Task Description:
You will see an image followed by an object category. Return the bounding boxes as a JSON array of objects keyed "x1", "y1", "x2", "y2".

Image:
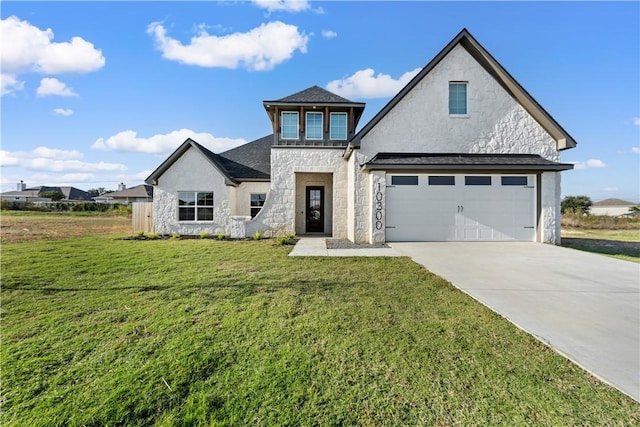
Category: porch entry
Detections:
[{"x1": 306, "y1": 186, "x2": 324, "y2": 232}]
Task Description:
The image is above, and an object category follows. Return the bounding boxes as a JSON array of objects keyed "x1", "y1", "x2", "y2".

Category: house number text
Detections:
[{"x1": 375, "y1": 182, "x2": 383, "y2": 230}]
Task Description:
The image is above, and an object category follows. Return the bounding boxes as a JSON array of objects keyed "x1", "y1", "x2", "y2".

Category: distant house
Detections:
[
  {"x1": 1, "y1": 182, "x2": 92, "y2": 203},
  {"x1": 93, "y1": 184, "x2": 153, "y2": 204},
  {"x1": 590, "y1": 198, "x2": 637, "y2": 216}
]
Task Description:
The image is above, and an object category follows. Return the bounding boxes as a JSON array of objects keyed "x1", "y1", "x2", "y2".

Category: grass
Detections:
[
  {"x1": 0, "y1": 210, "x2": 131, "y2": 243},
  {"x1": 562, "y1": 228, "x2": 640, "y2": 263},
  {"x1": 2, "y1": 214, "x2": 639, "y2": 425}
]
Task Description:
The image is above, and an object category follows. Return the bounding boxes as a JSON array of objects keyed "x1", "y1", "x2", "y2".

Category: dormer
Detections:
[{"x1": 263, "y1": 85, "x2": 366, "y2": 147}]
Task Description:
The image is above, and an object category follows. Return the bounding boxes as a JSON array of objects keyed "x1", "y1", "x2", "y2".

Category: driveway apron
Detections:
[{"x1": 389, "y1": 242, "x2": 640, "y2": 402}]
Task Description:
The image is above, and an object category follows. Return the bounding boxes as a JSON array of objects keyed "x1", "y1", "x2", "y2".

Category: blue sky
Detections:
[{"x1": 1, "y1": 1, "x2": 639, "y2": 202}]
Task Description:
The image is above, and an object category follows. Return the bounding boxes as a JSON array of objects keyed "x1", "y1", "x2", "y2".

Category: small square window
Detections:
[
  {"x1": 281, "y1": 112, "x2": 299, "y2": 139},
  {"x1": 330, "y1": 112, "x2": 347, "y2": 140},
  {"x1": 306, "y1": 112, "x2": 323, "y2": 140},
  {"x1": 449, "y1": 82, "x2": 467, "y2": 115},
  {"x1": 250, "y1": 193, "x2": 266, "y2": 218},
  {"x1": 391, "y1": 176, "x2": 418, "y2": 185},
  {"x1": 428, "y1": 176, "x2": 455, "y2": 185}
]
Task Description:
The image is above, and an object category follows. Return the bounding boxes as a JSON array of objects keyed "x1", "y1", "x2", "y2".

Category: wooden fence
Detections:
[{"x1": 132, "y1": 202, "x2": 154, "y2": 234}]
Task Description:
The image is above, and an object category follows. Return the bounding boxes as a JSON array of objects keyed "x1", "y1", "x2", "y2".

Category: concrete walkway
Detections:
[
  {"x1": 389, "y1": 242, "x2": 640, "y2": 402},
  {"x1": 288, "y1": 237, "x2": 402, "y2": 257}
]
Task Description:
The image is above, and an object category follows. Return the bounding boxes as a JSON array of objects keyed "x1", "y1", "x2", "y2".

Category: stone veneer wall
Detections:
[
  {"x1": 357, "y1": 44, "x2": 565, "y2": 243},
  {"x1": 245, "y1": 148, "x2": 349, "y2": 239},
  {"x1": 153, "y1": 147, "x2": 231, "y2": 236}
]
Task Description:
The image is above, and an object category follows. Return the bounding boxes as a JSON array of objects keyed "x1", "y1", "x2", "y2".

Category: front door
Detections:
[{"x1": 306, "y1": 186, "x2": 324, "y2": 233}]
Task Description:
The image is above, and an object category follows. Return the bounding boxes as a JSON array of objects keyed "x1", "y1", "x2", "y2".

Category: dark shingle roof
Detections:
[
  {"x1": 147, "y1": 136, "x2": 272, "y2": 186},
  {"x1": 219, "y1": 134, "x2": 272, "y2": 180},
  {"x1": 364, "y1": 153, "x2": 574, "y2": 171},
  {"x1": 270, "y1": 85, "x2": 355, "y2": 104},
  {"x1": 99, "y1": 185, "x2": 153, "y2": 198}
]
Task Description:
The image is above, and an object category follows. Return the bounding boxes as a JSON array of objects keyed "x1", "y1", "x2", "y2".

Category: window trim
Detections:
[
  {"x1": 250, "y1": 193, "x2": 266, "y2": 219},
  {"x1": 329, "y1": 112, "x2": 348, "y2": 140},
  {"x1": 178, "y1": 191, "x2": 214, "y2": 222},
  {"x1": 449, "y1": 81, "x2": 468, "y2": 116},
  {"x1": 281, "y1": 111, "x2": 299, "y2": 140},
  {"x1": 305, "y1": 112, "x2": 323, "y2": 140}
]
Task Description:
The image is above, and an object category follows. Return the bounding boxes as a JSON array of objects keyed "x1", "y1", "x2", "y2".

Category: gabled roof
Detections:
[
  {"x1": 352, "y1": 28, "x2": 577, "y2": 151},
  {"x1": 146, "y1": 136, "x2": 272, "y2": 186},
  {"x1": 1, "y1": 186, "x2": 91, "y2": 200},
  {"x1": 593, "y1": 198, "x2": 636, "y2": 206},
  {"x1": 96, "y1": 185, "x2": 153, "y2": 199},
  {"x1": 265, "y1": 85, "x2": 361, "y2": 105},
  {"x1": 364, "y1": 153, "x2": 574, "y2": 171}
]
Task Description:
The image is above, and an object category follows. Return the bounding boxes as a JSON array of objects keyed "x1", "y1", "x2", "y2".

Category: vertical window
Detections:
[
  {"x1": 250, "y1": 193, "x2": 266, "y2": 218},
  {"x1": 449, "y1": 82, "x2": 467, "y2": 115},
  {"x1": 281, "y1": 112, "x2": 299, "y2": 139},
  {"x1": 330, "y1": 112, "x2": 348, "y2": 140},
  {"x1": 305, "y1": 112, "x2": 323, "y2": 140},
  {"x1": 178, "y1": 191, "x2": 213, "y2": 221}
]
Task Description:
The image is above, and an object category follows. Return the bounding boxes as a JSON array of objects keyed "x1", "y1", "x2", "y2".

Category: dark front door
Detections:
[{"x1": 306, "y1": 186, "x2": 324, "y2": 233}]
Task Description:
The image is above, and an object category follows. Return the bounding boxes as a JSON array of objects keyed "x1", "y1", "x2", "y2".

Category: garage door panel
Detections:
[{"x1": 386, "y1": 174, "x2": 535, "y2": 242}]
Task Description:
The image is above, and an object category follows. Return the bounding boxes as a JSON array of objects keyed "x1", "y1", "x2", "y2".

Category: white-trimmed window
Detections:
[
  {"x1": 178, "y1": 191, "x2": 213, "y2": 221},
  {"x1": 250, "y1": 193, "x2": 266, "y2": 218},
  {"x1": 330, "y1": 112, "x2": 348, "y2": 140},
  {"x1": 281, "y1": 111, "x2": 299, "y2": 139},
  {"x1": 449, "y1": 82, "x2": 468, "y2": 115},
  {"x1": 306, "y1": 112, "x2": 323, "y2": 140}
]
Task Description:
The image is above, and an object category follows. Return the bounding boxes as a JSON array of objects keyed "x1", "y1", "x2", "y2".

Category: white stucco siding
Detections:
[
  {"x1": 152, "y1": 147, "x2": 232, "y2": 236},
  {"x1": 359, "y1": 45, "x2": 558, "y2": 162},
  {"x1": 246, "y1": 148, "x2": 348, "y2": 238},
  {"x1": 233, "y1": 181, "x2": 271, "y2": 217}
]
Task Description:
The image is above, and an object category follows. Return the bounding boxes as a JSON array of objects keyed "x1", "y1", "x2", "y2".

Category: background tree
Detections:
[
  {"x1": 561, "y1": 195, "x2": 592, "y2": 215},
  {"x1": 39, "y1": 190, "x2": 64, "y2": 201}
]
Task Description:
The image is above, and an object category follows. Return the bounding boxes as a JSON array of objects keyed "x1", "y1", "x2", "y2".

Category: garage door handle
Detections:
[{"x1": 457, "y1": 205, "x2": 464, "y2": 213}]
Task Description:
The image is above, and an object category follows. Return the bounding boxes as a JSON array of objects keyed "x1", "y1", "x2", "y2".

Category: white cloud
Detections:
[
  {"x1": 53, "y1": 108, "x2": 74, "y2": 116},
  {"x1": 37, "y1": 78, "x2": 78, "y2": 97},
  {"x1": 91, "y1": 129, "x2": 247, "y2": 155},
  {"x1": 631, "y1": 147, "x2": 640, "y2": 154},
  {"x1": 326, "y1": 67, "x2": 421, "y2": 99},
  {"x1": 0, "y1": 148, "x2": 126, "y2": 172},
  {"x1": 252, "y1": 0, "x2": 310, "y2": 13},
  {"x1": 147, "y1": 21, "x2": 308, "y2": 71},
  {"x1": 633, "y1": 117, "x2": 640, "y2": 126},
  {"x1": 568, "y1": 159, "x2": 607, "y2": 170},
  {"x1": 321, "y1": 29, "x2": 337, "y2": 39},
  {"x1": 0, "y1": 15, "x2": 105, "y2": 95}
]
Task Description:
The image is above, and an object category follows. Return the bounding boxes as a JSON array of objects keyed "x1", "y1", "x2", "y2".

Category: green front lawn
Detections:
[{"x1": 2, "y1": 237, "x2": 638, "y2": 425}]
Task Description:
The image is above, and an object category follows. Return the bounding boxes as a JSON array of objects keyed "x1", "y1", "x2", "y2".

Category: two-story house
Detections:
[{"x1": 146, "y1": 29, "x2": 574, "y2": 243}]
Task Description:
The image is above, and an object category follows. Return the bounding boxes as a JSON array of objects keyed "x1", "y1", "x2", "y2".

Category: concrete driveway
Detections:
[{"x1": 389, "y1": 242, "x2": 640, "y2": 402}]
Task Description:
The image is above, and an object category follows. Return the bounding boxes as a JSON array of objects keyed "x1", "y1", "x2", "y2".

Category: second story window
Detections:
[
  {"x1": 449, "y1": 82, "x2": 468, "y2": 115},
  {"x1": 330, "y1": 112, "x2": 347, "y2": 140},
  {"x1": 305, "y1": 112, "x2": 323, "y2": 140},
  {"x1": 281, "y1": 111, "x2": 299, "y2": 139}
]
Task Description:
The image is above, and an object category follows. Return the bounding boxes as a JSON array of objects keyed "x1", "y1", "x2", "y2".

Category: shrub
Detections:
[
  {"x1": 136, "y1": 230, "x2": 145, "y2": 237},
  {"x1": 217, "y1": 233, "x2": 227, "y2": 241},
  {"x1": 276, "y1": 234, "x2": 297, "y2": 245},
  {"x1": 148, "y1": 233, "x2": 160, "y2": 240},
  {"x1": 252, "y1": 231, "x2": 262, "y2": 241},
  {"x1": 171, "y1": 233, "x2": 180, "y2": 239},
  {"x1": 199, "y1": 231, "x2": 210, "y2": 239}
]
